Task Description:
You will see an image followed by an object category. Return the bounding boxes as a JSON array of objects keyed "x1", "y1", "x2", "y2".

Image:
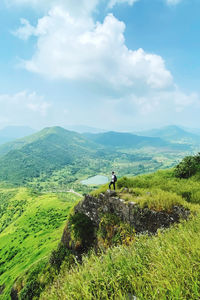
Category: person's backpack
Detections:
[{"x1": 114, "y1": 175, "x2": 117, "y2": 182}]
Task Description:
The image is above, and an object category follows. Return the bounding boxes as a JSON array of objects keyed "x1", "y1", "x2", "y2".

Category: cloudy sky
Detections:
[{"x1": 0, "y1": 0, "x2": 200, "y2": 131}]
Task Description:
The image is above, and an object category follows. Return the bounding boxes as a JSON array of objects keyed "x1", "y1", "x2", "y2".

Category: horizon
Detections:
[
  {"x1": 1, "y1": 0, "x2": 200, "y2": 130},
  {"x1": 0, "y1": 123, "x2": 200, "y2": 135}
]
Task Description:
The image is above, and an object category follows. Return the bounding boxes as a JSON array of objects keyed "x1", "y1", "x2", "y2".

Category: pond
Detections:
[{"x1": 81, "y1": 175, "x2": 109, "y2": 186}]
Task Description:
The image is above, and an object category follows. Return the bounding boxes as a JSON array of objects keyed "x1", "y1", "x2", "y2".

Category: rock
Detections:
[{"x1": 68, "y1": 193, "x2": 190, "y2": 235}]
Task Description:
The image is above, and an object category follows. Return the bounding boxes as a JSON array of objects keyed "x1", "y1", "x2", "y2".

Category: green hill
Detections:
[
  {"x1": 0, "y1": 126, "x2": 190, "y2": 188},
  {"x1": 84, "y1": 131, "x2": 169, "y2": 148},
  {"x1": 1, "y1": 154, "x2": 200, "y2": 299},
  {"x1": 0, "y1": 127, "x2": 99, "y2": 184},
  {"x1": 39, "y1": 164, "x2": 200, "y2": 300},
  {"x1": 2, "y1": 154, "x2": 198, "y2": 300},
  {"x1": 84, "y1": 130, "x2": 191, "y2": 150},
  {"x1": 0, "y1": 187, "x2": 81, "y2": 299}
]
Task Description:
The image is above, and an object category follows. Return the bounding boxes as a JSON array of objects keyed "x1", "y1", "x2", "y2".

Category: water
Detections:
[{"x1": 81, "y1": 175, "x2": 109, "y2": 186}]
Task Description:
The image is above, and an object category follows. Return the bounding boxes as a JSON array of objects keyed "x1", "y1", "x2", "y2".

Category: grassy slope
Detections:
[
  {"x1": 0, "y1": 188, "x2": 81, "y2": 299},
  {"x1": 41, "y1": 212, "x2": 200, "y2": 300},
  {"x1": 40, "y1": 170, "x2": 200, "y2": 300}
]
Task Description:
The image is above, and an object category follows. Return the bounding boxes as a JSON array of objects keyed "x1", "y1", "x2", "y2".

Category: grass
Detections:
[
  {"x1": 39, "y1": 168, "x2": 200, "y2": 300},
  {"x1": 0, "y1": 188, "x2": 81, "y2": 299},
  {"x1": 119, "y1": 188, "x2": 190, "y2": 212},
  {"x1": 92, "y1": 169, "x2": 200, "y2": 207},
  {"x1": 40, "y1": 211, "x2": 200, "y2": 300},
  {"x1": 1, "y1": 166, "x2": 200, "y2": 299}
]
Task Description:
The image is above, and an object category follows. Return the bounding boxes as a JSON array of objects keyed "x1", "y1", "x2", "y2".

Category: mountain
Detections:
[
  {"x1": 84, "y1": 131, "x2": 171, "y2": 148},
  {"x1": 138, "y1": 125, "x2": 200, "y2": 144},
  {"x1": 0, "y1": 126, "x2": 35, "y2": 145},
  {"x1": 0, "y1": 127, "x2": 99, "y2": 184},
  {"x1": 0, "y1": 126, "x2": 191, "y2": 186},
  {"x1": 181, "y1": 127, "x2": 200, "y2": 136}
]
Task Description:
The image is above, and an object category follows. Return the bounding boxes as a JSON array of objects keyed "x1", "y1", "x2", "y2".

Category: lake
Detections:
[{"x1": 81, "y1": 175, "x2": 109, "y2": 186}]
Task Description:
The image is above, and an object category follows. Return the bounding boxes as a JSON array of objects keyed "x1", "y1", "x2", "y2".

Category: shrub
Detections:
[{"x1": 174, "y1": 153, "x2": 200, "y2": 179}]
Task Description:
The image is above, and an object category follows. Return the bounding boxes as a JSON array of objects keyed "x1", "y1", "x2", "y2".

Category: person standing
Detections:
[{"x1": 109, "y1": 171, "x2": 117, "y2": 190}]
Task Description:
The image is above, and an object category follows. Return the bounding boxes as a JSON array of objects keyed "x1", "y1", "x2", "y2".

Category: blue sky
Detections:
[{"x1": 0, "y1": 0, "x2": 200, "y2": 131}]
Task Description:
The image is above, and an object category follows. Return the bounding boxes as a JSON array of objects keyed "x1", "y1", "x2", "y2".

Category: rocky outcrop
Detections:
[
  {"x1": 62, "y1": 191, "x2": 190, "y2": 253},
  {"x1": 73, "y1": 191, "x2": 190, "y2": 234}
]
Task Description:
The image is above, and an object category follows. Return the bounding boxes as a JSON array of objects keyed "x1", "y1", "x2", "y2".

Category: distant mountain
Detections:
[
  {"x1": 65, "y1": 125, "x2": 106, "y2": 134},
  {"x1": 0, "y1": 127, "x2": 98, "y2": 184},
  {"x1": 181, "y1": 127, "x2": 200, "y2": 136},
  {"x1": 0, "y1": 126, "x2": 192, "y2": 185},
  {"x1": 84, "y1": 131, "x2": 169, "y2": 148},
  {"x1": 137, "y1": 125, "x2": 200, "y2": 144},
  {"x1": 0, "y1": 126, "x2": 35, "y2": 145}
]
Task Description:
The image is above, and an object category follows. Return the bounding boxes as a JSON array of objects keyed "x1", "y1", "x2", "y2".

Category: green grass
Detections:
[
  {"x1": 41, "y1": 212, "x2": 200, "y2": 300},
  {"x1": 0, "y1": 188, "x2": 81, "y2": 299},
  {"x1": 92, "y1": 169, "x2": 200, "y2": 206},
  {"x1": 1, "y1": 163, "x2": 200, "y2": 299},
  {"x1": 39, "y1": 168, "x2": 200, "y2": 300},
  {"x1": 119, "y1": 188, "x2": 190, "y2": 212}
]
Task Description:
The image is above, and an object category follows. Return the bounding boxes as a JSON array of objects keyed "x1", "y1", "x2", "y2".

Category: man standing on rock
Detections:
[{"x1": 109, "y1": 171, "x2": 117, "y2": 190}]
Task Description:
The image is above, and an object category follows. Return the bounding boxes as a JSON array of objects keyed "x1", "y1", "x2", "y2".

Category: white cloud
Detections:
[
  {"x1": 0, "y1": 91, "x2": 51, "y2": 127},
  {"x1": 133, "y1": 89, "x2": 200, "y2": 115},
  {"x1": 108, "y1": 0, "x2": 139, "y2": 9},
  {"x1": 166, "y1": 0, "x2": 182, "y2": 5},
  {"x1": 16, "y1": 9, "x2": 172, "y2": 90},
  {"x1": 14, "y1": 18, "x2": 36, "y2": 40}
]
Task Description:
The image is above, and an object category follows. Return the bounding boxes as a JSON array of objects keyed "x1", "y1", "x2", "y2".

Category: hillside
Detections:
[
  {"x1": 0, "y1": 188, "x2": 81, "y2": 299},
  {"x1": 84, "y1": 130, "x2": 191, "y2": 150},
  {"x1": 0, "y1": 155, "x2": 200, "y2": 299},
  {"x1": 138, "y1": 125, "x2": 200, "y2": 144},
  {"x1": 3, "y1": 154, "x2": 199, "y2": 300},
  {"x1": 84, "y1": 131, "x2": 168, "y2": 148},
  {"x1": 40, "y1": 163, "x2": 200, "y2": 299},
  {"x1": 0, "y1": 126, "x2": 191, "y2": 188},
  {"x1": 0, "y1": 127, "x2": 99, "y2": 184}
]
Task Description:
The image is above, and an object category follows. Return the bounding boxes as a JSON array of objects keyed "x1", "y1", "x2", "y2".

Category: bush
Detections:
[{"x1": 174, "y1": 153, "x2": 200, "y2": 179}]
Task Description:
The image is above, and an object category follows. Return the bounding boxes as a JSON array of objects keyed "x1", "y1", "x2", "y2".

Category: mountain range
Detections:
[
  {"x1": 0, "y1": 125, "x2": 198, "y2": 185},
  {"x1": 137, "y1": 125, "x2": 200, "y2": 144}
]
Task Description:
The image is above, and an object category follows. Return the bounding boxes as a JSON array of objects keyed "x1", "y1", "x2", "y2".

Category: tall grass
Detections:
[
  {"x1": 41, "y1": 212, "x2": 200, "y2": 300},
  {"x1": 40, "y1": 169, "x2": 200, "y2": 300},
  {"x1": 0, "y1": 188, "x2": 81, "y2": 299}
]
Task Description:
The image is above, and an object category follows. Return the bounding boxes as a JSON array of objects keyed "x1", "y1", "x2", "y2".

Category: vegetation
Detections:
[
  {"x1": 0, "y1": 188, "x2": 81, "y2": 299},
  {"x1": 41, "y1": 212, "x2": 200, "y2": 300},
  {"x1": 39, "y1": 157, "x2": 200, "y2": 300},
  {"x1": 174, "y1": 152, "x2": 200, "y2": 178},
  {"x1": 0, "y1": 128, "x2": 199, "y2": 300},
  {"x1": 84, "y1": 131, "x2": 169, "y2": 148},
  {"x1": 0, "y1": 126, "x2": 193, "y2": 189}
]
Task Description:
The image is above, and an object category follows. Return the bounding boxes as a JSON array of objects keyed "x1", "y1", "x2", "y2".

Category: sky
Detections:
[{"x1": 0, "y1": 0, "x2": 200, "y2": 131}]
